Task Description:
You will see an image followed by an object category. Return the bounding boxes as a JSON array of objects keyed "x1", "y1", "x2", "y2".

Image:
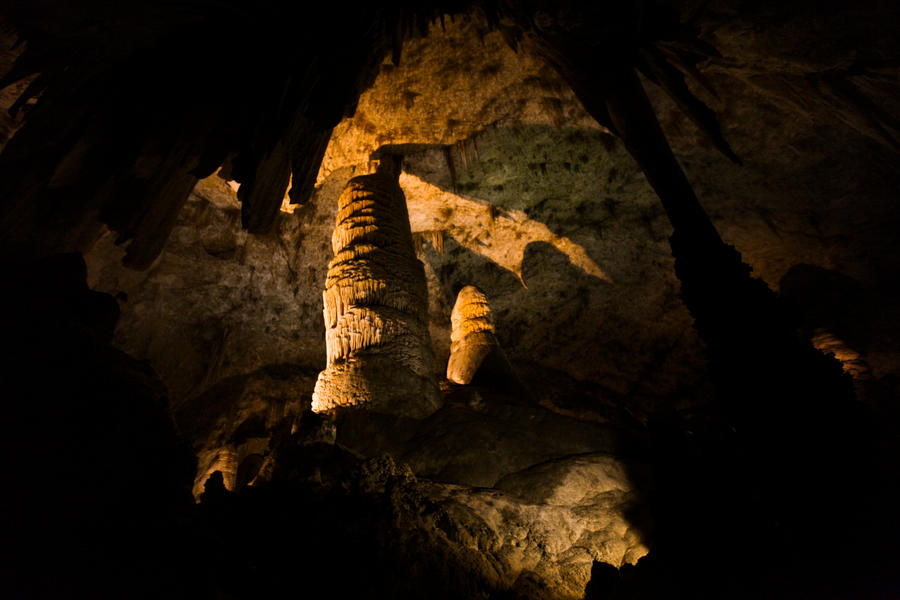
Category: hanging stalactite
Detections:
[{"x1": 0, "y1": 1, "x2": 469, "y2": 268}]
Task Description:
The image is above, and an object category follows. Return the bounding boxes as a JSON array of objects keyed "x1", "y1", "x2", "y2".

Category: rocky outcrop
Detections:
[
  {"x1": 419, "y1": 457, "x2": 649, "y2": 599},
  {"x1": 173, "y1": 363, "x2": 315, "y2": 498},
  {"x1": 312, "y1": 158, "x2": 441, "y2": 417},
  {"x1": 85, "y1": 172, "x2": 338, "y2": 402},
  {"x1": 207, "y1": 443, "x2": 649, "y2": 600}
]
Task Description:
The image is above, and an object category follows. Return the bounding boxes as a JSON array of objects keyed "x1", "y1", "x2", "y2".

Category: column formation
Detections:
[{"x1": 311, "y1": 158, "x2": 441, "y2": 418}]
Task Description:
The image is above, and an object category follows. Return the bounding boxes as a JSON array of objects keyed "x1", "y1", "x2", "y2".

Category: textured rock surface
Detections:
[
  {"x1": 334, "y1": 386, "x2": 645, "y2": 488},
  {"x1": 312, "y1": 162, "x2": 441, "y2": 417},
  {"x1": 447, "y1": 284, "x2": 509, "y2": 384},
  {"x1": 275, "y1": 446, "x2": 647, "y2": 600},
  {"x1": 324, "y1": 385, "x2": 652, "y2": 596},
  {"x1": 174, "y1": 363, "x2": 315, "y2": 498},
  {"x1": 85, "y1": 172, "x2": 337, "y2": 401},
  {"x1": 84, "y1": 12, "x2": 899, "y2": 419},
  {"x1": 420, "y1": 466, "x2": 649, "y2": 598}
]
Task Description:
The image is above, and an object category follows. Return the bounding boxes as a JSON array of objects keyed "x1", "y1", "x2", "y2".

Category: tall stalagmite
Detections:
[{"x1": 311, "y1": 157, "x2": 441, "y2": 418}]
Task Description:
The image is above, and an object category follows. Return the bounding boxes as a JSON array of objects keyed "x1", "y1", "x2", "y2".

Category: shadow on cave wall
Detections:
[
  {"x1": 418, "y1": 231, "x2": 643, "y2": 419},
  {"x1": 402, "y1": 124, "x2": 655, "y2": 276},
  {"x1": 401, "y1": 126, "x2": 713, "y2": 417},
  {"x1": 421, "y1": 229, "x2": 523, "y2": 299},
  {"x1": 420, "y1": 224, "x2": 708, "y2": 421}
]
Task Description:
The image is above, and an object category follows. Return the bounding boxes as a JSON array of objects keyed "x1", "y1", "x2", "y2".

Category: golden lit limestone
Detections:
[
  {"x1": 447, "y1": 285, "x2": 502, "y2": 384},
  {"x1": 196, "y1": 446, "x2": 237, "y2": 496},
  {"x1": 312, "y1": 157, "x2": 441, "y2": 417},
  {"x1": 810, "y1": 328, "x2": 871, "y2": 379}
]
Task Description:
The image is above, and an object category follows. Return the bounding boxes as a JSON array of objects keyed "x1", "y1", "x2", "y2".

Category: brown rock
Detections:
[
  {"x1": 447, "y1": 285, "x2": 496, "y2": 384},
  {"x1": 312, "y1": 159, "x2": 441, "y2": 417}
]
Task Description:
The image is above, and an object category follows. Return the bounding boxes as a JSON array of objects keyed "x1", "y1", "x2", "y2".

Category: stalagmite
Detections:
[
  {"x1": 312, "y1": 156, "x2": 441, "y2": 418},
  {"x1": 446, "y1": 285, "x2": 520, "y2": 390},
  {"x1": 198, "y1": 446, "x2": 237, "y2": 495}
]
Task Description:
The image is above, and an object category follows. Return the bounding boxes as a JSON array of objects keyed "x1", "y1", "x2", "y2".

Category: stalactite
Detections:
[
  {"x1": 431, "y1": 230, "x2": 444, "y2": 255},
  {"x1": 312, "y1": 156, "x2": 441, "y2": 418},
  {"x1": 413, "y1": 230, "x2": 444, "y2": 256},
  {"x1": 0, "y1": 4, "x2": 454, "y2": 267}
]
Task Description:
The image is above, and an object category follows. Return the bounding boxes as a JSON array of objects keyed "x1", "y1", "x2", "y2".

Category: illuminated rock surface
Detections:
[
  {"x1": 321, "y1": 380, "x2": 652, "y2": 596},
  {"x1": 84, "y1": 12, "x2": 899, "y2": 419},
  {"x1": 312, "y1": 160, "x2": 441, "y2": 417},
  {"x1": 447, "y1": 285, "x2": 501, "y2": 384}
]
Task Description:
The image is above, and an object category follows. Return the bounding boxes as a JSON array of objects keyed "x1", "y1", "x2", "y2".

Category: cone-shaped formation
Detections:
[
  {"x1": 447, "y1": 285, "x2": 516, "y2": 386},
  {"x1": 312, "y1": 159, "x2": 441, "y2": 417},
  {"x1": 198, "y1": 447, "x2": 237, "y2": 496}
]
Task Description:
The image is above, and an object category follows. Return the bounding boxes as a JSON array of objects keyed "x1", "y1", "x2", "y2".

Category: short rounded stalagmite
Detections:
[
  {"x1": 447, "y1": 285, "x2": 498, "y2": 385},
  {"x1": 446, "y1": 283, "x2": 528, "y2": 393}
]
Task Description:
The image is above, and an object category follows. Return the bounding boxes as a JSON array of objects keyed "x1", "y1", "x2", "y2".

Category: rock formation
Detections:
[
  {"x1": 447, "y1": 285, "x2": 495, "y2": 383},
  {"x1": 446, "y1": 284, "x2": 519, "y2": 390},
  {"x1": 202, "y1": 447, "x2": 237, "y2": 493},
  {"x1": 177, "y1": 364, "x2": 312, "y2": 498},
  {"x1": 312, "y1": 157, "x2": 441, "y2": 418}
]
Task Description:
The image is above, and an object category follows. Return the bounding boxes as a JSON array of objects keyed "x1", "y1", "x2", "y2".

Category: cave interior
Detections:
[{"x1": 1, "y1": 1, "x2": 899, "y2": 598}]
